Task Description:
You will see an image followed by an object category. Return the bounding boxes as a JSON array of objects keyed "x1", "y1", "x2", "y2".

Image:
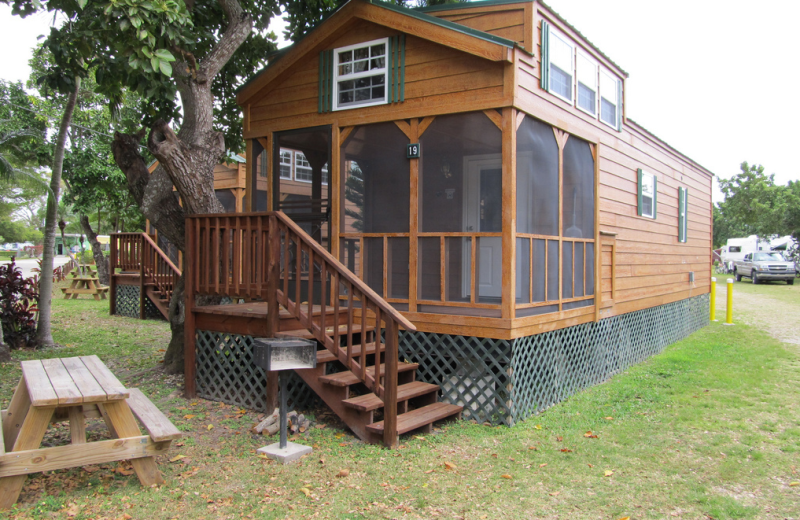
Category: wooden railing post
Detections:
[
  {"x1": 383, "y1": 319, "x2": 399, "y2": 448},
  {"x1": 109, "y1": 235, "x2": 118, "y2": 315},
  {"x1": 184, "y1": 220, "x2": 197, "y2": 399},
  {"x1": 138, "y1": 235, "x2": 146, "y2": 320},
  {"x1": 265, "y1": 215, "x2": 281, "y2": 411}
]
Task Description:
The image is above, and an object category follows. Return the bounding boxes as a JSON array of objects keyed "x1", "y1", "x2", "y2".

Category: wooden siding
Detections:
[
  {"x1": 246, "y1": 21, "x2": 507, "y2": 138},
  {"x1": 430, "y1": 5, "x2": 529, "y2": 51}
]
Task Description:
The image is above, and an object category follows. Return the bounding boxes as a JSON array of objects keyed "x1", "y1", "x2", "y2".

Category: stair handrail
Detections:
[
  {"x1": 271, "y1": 212, "x2": 414, "y2": 448},
  {"x1": 110, "y1": 232, "x2": 181, "y2": 303}
]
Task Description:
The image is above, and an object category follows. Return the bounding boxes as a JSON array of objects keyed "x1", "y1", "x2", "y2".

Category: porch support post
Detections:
[
  {"x1": 109, "y1": 235, "x2": 117, "y2": 315},
  {"x1": 408, "y1": 119, "x2": 420, "y2": 313},
  {"x1": 331, "y1": 121, "x2": 341, "y2": 260},
  {"x1": 501, "y1": 108, "x2": 517, "y2": 320},
  {"x1": 265, "y1": 214, "x2": 280, "y2": 411},
  {"x1": 184, "y1": 219, "x2": 197, "y2": 398},
  {"x1": 245, "y1": 139, "x2": 253, "y2": 212},
  {"x1": 383, "y1": 319, "x2": 399, "y2": 448}
]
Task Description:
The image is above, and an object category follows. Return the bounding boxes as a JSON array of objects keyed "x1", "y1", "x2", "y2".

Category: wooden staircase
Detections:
[
  {"x1": 109, "y1": 233, "x2": 181, "y2": 321},
  {"x1": 184, "y1": 212, "x2": 463, "y2": 447}
]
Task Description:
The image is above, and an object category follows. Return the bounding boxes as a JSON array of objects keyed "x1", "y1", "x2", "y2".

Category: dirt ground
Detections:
[{"x1": 718, "y1": 281, "x2": 800, "y2": 346}]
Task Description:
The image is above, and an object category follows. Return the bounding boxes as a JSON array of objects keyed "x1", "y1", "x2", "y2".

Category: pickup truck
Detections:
[{"x1": 733, "y1": 252, "x2": 795, "y2": 285}]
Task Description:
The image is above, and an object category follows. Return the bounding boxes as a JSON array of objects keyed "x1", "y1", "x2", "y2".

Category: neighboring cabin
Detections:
[{"x1": 195, "y1": 0, "x2": 713, "y2": 425}]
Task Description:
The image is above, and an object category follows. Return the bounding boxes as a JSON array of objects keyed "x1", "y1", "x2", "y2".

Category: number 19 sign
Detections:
[{"x1": 407, "y1": 143, "x2": 420, "y2": 159}]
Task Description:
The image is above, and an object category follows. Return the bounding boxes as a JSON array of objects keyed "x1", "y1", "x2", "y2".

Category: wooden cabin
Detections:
[{"x1": 146, "y1": 0, "x2": 712, "y2": 445}]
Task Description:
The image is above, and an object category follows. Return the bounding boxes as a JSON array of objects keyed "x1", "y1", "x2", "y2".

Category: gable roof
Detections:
[{"x1": 236, "y1": 0, "x2": 516, "y2": 105}]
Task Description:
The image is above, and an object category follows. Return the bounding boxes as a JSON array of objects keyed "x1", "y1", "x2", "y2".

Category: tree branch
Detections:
[{"x1": 198, "y1": 0, "x2": 253, "y2": 80}]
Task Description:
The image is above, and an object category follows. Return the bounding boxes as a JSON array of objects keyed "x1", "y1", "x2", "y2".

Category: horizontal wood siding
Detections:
[
  {"x1": 434, "y1": 9, "x2": 526, "y2": 46},
  {"x1": 246, "y1": 22, "x2": 506, "y2": 137}
]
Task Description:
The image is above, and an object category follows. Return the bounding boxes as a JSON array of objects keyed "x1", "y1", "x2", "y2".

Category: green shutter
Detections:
[
  {"x1": 388, "y1": 35, "x2": 405, "y2": 104},
  {"x1": 652, "y1": 175, "x2": 658, "y2": 219},
  {"x1": 678, "y1": 188, "x2": 685, "y2": 242},
  {"x1": 540, "y1": 20, "x2": 549, "y2": 91},
  {"x1": 637, "y1": 168, "x2": 644, "y2": 216},
  {"x1": 318, "y1": 50, "x2": 333, "y2": 113},
  {"x1": 616, "y1": 79, "x2": 623, "y2": 131},
  {"x1": 399, "y1": 34, "x2": 405, "y2": 102}
]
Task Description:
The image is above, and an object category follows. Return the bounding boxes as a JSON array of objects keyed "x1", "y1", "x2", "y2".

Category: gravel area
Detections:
[{"x1": 718, "y1": 282, "x2": 800, "y2": 347}]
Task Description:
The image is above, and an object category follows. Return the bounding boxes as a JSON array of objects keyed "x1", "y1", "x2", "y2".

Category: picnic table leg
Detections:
[
  {"x1": 0, "y1": 406, "x2": 55, "y2": 510},
  {"x1": 68, "y1": 406, "x2": 86, "y2": 444},
  {"x1": 2, "y1": 379, "x2": 31, "y2": 452},
  {"x1": 102, "y1": 401, "x2": 164, "y2": 486},
  {"x1": 96, "y1": 404, "x2": 119, "y2": 438}
]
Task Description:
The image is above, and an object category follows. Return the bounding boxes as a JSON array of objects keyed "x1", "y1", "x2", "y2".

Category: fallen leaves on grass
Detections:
[
  {"x1": 444, "y1": 461, "x2": 457, "y2": 470},
  {"x1": 501, "y1": 474, "x2": 512, "y2": 479},
  {"x1": 560, "y1": 448, "x2": 572, "y2": 453},
  {"x1": 584, "y1": 431, "x2": 598, "y2": 438},
  {"x1": 336, "y1": 469, "x2": 350, "y2": 478},
  {"x1": 604, "y1": 470, "x2": 614, "y2": 477},
  {"x1": 789, "y1": 482, "x2": 800, "y2": 487},
  {"x1": 169, "y1": 454, "x2": 186, "y2": 463},
  {"x1": 299, "y1": 487, "x2": 311, "y2": 497}
]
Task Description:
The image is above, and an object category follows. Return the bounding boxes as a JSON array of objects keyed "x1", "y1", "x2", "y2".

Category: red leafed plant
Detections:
[{"x1": 0, "y1": 257, "x2": 40, "y2": 349}]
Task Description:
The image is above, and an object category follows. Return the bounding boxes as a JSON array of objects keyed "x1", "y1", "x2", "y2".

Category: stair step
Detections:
[
  {"x1": 318, "y1": 362, "x2": 419, "y2": 387},
  {"x1": 276, "y1": 323, "x2": 375, "y2": 341},
  {"x1": 366, "y1": 402, "x2": 463, "y2": 435},
  {"x1": 316, "y1": 342, "x2": 385, "y2": 364},
  {"x1": 342, "y1": 382, "x2": 439, "y2": 412}
]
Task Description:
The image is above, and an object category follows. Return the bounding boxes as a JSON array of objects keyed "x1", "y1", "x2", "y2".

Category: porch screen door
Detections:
[{"x1": 462, "y1": 154, "x2": 502, "y2": 299}]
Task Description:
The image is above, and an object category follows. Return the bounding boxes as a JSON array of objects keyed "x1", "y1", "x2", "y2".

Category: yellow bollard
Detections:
[
  {"x1": 724, "y1": 278, "x2": 734, "y2": 325},
  {"x1": 710, "y1": 277, "x2": 717, "y2": 321}
]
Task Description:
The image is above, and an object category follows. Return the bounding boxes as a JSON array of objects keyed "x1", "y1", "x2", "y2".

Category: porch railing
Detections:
[
  {"x1": 110, "y1": 232, "x2": 182, "y2": 311},
  {"x1": 185, "y1": 211, "x2": 416, "y2": 447}
]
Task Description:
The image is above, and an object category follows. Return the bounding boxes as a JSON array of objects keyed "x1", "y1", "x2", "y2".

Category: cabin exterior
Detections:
[{"x1": 158, "y1": 0, "x2": 712, "y2": 441}]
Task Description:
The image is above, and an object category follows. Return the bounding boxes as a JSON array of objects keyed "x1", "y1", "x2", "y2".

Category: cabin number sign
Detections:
[{"x1": 407, "y1": 143, "x2": 420, "y2": 159}]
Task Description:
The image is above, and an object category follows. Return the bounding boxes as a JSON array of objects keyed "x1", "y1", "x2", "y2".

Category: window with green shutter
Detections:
[
  {"x1": 678, "y1": 187, "x2": 688, "y2": 242},
  {"x1": 637, "y1": 168, "x2": 657, "y2": 219}
]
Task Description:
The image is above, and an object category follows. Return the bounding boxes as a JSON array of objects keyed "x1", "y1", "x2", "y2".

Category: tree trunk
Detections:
[
  {"x1": 79, "y1": 214, "x2": 110, "y2": 285},
  {"x1": 37, "y1": 77, "x2": 81, "y2": 347},
  {"x1": 0, "y1": 335, "x2": 10, "y2": 363},
  {"x1": 111, "y1": 0, "x2": 253, "y2": 376}
]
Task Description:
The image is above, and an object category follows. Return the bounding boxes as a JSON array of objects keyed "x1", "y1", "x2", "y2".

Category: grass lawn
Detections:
[{"x1": 1, "y1": 280, "x2": 799, "y2": 519}]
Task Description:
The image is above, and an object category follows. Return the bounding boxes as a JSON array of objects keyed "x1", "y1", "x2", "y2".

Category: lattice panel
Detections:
[
  {"x1": 400, "y1": 294, "x2": 709, "y2": 426},
  {"x1": 144, "y1": 295, "x2": 163, "y2": 320},
  {"x1": 195, "y1": 330, "x2": 318, "y2": 412},
  {"x1": 510, "y1": 294, "x2": 710, "y2": 424},
  {"x1": 114, "y1": 285, "x2": 139, "y2": 318},
  {"x1": 399, "y1": 332, "x2": 513, "y2": 424}
]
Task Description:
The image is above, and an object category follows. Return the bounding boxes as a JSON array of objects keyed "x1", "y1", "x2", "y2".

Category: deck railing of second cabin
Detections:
[
  {"x1": 109, "y1": 233, "x2": 181, "y2": 319},
  {"x1": 185, "y1": 211, "x2": 416, "y2": 447}
]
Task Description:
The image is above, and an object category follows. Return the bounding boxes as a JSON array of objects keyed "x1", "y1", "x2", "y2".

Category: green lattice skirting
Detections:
[
  {"x1": 195, "y1": 331, "x2": 318, "y2": 412},
  {"x1": 400, "y1": 294, "x2": 710, "y2": 425},
  {"x1": 113, "y1": 285, "x2": 163, "y2": 320}
]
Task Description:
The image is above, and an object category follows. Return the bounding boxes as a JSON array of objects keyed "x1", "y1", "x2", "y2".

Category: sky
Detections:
[{"x1": 2, "y1": 0, "x2": 799, "y2": 203}]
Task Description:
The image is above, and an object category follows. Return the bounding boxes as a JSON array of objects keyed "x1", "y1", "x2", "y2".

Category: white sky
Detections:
[{"x1": 2, "y1": 1, "x2": 799, "y2": 203}]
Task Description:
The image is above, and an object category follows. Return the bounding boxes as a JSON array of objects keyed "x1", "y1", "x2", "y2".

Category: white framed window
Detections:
[
  {"x1": 333, "y1": 38, "x2": 388, "y2": 111},
  {"x1": 576, "y1": 51, "x2": 597, "y2": 116},
  {"x1": 600, "y1": 68, "x2": 619, "y2": 128},
  {"x1": 678, "y1": 187, "x2": 688, "y2": 243},
  {"x1": 294, "y1": 152, "x2": 329, "y2": 185},
  {"x1": 548, "y1": 29, "x2": 574, "y2": 103},
  {"x1": 279, "y1": 149, "x2": 293, "y2": 180},
  {"x1": 638, "y1": 169, "x2": 657, "y2": 219}
]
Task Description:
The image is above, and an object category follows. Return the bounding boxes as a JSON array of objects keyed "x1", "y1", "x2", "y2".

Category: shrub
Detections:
[{"x1": 0, "y1": 258, "x2": 39, "y2": 349}]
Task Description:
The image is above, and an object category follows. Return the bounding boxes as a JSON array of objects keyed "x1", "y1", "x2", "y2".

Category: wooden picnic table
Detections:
[
  {"x1": 62, "y1": 266, "x2": 108, "y2": 300},
  {"x1": 0, "y1": 355, "x2": 181, "y2": 509}
]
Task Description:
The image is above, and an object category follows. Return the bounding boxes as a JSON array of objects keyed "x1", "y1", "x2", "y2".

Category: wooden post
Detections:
[
  {"x1": 383, "y1": 319, "x2": 398, "y2": 449},
  {"x1": 138, "y1": 235, "x2": 145, "y2": 320},
  {"x1": 408, "y1": 119, "x2": 420, "y2": 313},
  {"x1": 265, "y1": 215, "x2": 280, "y2": 411},
  {"x1": 109, "y1": 235, "x2": 117, "y2": 315},
  {"x1": 501, "y1": 108, "x2": 516, "y2": 320},
  {"x1": 184, "y1": 219, "x2": 197, "y2": 399}
]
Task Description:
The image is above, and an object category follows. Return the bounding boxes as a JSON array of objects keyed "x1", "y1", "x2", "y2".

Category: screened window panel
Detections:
[
  {"x1": 419, "y1": 112, "x2": 502, "y2": 233},
  {"x1": 388, "y1": 238, "x2": 409, "y2": 299},
  {"x1": 340, "y1": 239, "x2": 360, "y2": 278},
  {"x1": 445, "y1": 237, "x2": 468, "y2": 303},
  {"x1": 418, "y1": 237, "x2": 441, "y2": 301},
  {"x1": 251, "y1": 140, "x2": 268, "y2": 211},
  {"x1": 547, "y1": 239, "x2": 559, "y2": 302},
  {"x1": 563, "y1": 299, "x2": 593, "y2": 310},
  {"x1": 517, "y1": 304, "x2": 559, "y2": 317},
  {"x1": 562, "y1": 136, "x2": 595, "y2": 239},
  {"x1": 533, "y1": 239, "x2": 547, "y2": 303},
  {"x1": 585, "y1": 242, "x2": 595, "y2": 296},
  {"x1": 341, "y1": 123, "x2": 409, "y2": 234},
  {"x1": 574, "y1": 242, "x2": 585, "y2": 297},
  {"x1": 364, "y1": 237, "x2": 384, "y2": 296},
  {"x1": 516, "y1": 238, "x2": 530, "y2": 303},
  {"x1": 517, "y1": 116, "x2": 559, "y2": 236},
  {"x1": 215, "y1": 189, "x2": 236, "y2": 213},
  {"x1": 562, "y1": 241, "x2": 573, "y2": 299}
]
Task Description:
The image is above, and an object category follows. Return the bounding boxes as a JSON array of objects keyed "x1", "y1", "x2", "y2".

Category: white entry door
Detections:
[{"x1": 462, "y1": 154, "x2": 503, "y2": 299}]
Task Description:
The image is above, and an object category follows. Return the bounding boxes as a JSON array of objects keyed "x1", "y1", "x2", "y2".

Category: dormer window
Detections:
[
  {"x1": 548, "y1": 30, "x2": 573, "y2": 103},
  {"x1": 333, "y1": 38, "x2": 388, "y2": 110},
  {"x1": 576, "y1": 51, "x2": 597, "y2": 116},
  {"x1": 600, "y1": 69, "x2": 619, "y2": 128}
]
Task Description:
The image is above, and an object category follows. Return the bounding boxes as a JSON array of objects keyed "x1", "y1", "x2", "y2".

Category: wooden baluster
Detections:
[
  {"x1": 374, "y1": 306, "x2": 382, "y2": 396},
  {"x1": 233, "y1": 217, "x2": 241, "y2": 297},
  {"x1": 360, "y1": 295, "x2": 367, "y2": 382},
  {"x1": 282, "y1": 225, "x2": 290, "y2": 304},
  {"x1": 307, "y1": 250, "x2": 315, "y2": 331},
  {"x1": 257, "y1": 215, "x2": 264, "y2": 300},
  {"x1": 383, "y1": 319, "x2": 399, "y2": 448},
  {"x1": 213, "y1": 217, "x2": 220, "y2": 295},
  {"x1": 332, "y1": 272, "x2": 341, "y2": 357},
  {"x1": 319, "y1": 261, "x2": 327, "y2": 350},
  {"x1": 245, "y1": 215, "x2": 253, "y2": 299},
  {"x1": 266, "y1": 215, "x2": 279, "y2": 338},
  {"x1": 294, "y1": 239, "x2": 302, "y2": 314},
  {"x1": 347, "y1": 284, "x2": 354, "y2": 367}
]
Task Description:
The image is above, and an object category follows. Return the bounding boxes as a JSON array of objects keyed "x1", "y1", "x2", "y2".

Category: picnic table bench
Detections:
[
  {"x1": 61, "y1": 265, "x2": 109, "y2": 300},
  {"x1": 0, "y1": 355, "x2": 181, "y2": 509}
]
